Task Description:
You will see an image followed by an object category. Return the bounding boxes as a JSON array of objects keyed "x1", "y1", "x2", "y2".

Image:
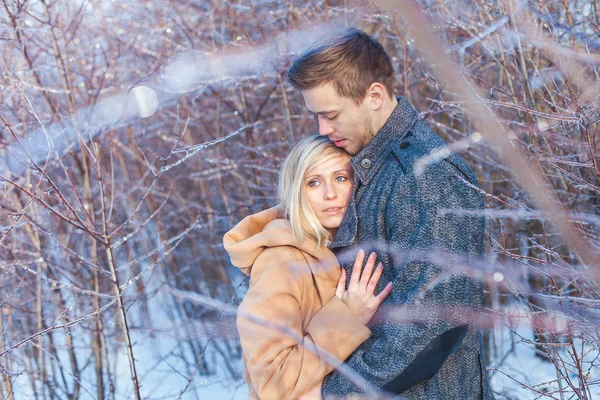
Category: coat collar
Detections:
[
  {"x1": 350, "y1": 96, "x2": 418, "y2": 187},
  {"x1": 331, "y1": 97, "x2": 418, "y2": 250}
]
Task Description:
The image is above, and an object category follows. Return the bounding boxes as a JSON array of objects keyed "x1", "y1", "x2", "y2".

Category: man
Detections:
[{"x1": 288, "y1": 28, "x2": 493, "y2": 399}]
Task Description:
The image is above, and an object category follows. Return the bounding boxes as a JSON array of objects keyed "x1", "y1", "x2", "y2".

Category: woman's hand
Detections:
[{"x1": 335, "y1": 250, "x2": 392, "y2": 325}]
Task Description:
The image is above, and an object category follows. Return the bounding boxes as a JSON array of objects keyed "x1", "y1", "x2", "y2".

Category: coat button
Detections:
[
  {"x1": 399, "y1": 142, "x2": 409, "y2": 149},
  {"x1": 361, "y1": 158, "x2": 372, "y2": 169}
]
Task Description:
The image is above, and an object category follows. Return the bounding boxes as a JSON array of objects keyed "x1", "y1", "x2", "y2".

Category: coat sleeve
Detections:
[
  {"x1": 322, "y1": 160, "x2": 485, "y2": 397},
  {"x1": 238, "y1": 248, "x2": 372, "y2": 400}
]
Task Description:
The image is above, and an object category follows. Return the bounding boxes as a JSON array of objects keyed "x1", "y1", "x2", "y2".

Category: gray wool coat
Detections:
[{"x1": 321, "y1": 97, "x2": 494, "y2": 399}]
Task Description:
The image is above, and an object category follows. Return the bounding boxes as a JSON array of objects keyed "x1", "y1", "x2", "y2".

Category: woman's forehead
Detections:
[{"x1": 305, "y1": 154, "x2": 351, "y2": 176}]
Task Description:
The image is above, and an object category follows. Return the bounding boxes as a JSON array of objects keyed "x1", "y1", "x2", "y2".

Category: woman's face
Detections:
[{"x1": 304, "y1": 154, "x2": 354, "y2": 237}]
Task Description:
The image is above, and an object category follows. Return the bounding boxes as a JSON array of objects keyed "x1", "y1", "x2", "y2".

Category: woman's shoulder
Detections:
[
  {"x1": 252, "y1": 244, "x2": 310, "y2": 277},
  {"x1": 237, "y1": 245, "x2": 309, "y2": 312},
  {"x1": 262, "y1": 217, "x2": 292, "y2": 232}
]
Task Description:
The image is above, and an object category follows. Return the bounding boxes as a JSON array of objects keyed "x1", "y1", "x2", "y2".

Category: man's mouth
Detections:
[{"x1": 331, "y1": 138, "x2": 346, "y2": 147}]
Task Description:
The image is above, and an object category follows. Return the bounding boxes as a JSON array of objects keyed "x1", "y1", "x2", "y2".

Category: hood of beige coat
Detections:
[{"x1": 223, "y1": 207, "x2": 336, "y2": 276}]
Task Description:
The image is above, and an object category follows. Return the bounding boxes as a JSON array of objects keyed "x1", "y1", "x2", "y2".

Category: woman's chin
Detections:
[{"x1": 321, "y1": 219, "x2": 343, "y2": 233}]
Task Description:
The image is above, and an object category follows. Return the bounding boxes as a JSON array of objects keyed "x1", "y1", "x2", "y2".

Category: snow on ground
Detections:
[
  {"x1": 489, "y1": 301, "x2": 599, "y2": 399},
  {"x1": 7, "y1": 289, "x2": 597, "y2": 399}
]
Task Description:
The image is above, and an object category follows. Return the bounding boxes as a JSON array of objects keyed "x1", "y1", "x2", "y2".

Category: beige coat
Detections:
[{"x1": 223, "y1": 207, "x2": 371, "y2": 400}]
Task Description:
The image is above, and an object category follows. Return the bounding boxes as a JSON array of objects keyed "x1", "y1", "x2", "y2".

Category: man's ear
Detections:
[{"x1": 366, "y1": 83, "x2": 387, "y2": 111}]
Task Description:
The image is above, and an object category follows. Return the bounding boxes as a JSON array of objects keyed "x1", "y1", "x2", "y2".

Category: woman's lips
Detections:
[{"x1": 323, "y1": 207, "x2": 343, "y2": 215}]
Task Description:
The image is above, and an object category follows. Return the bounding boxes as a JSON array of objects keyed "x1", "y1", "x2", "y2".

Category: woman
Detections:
[{"x1": 223, "y1": 135, "x2": 392, "y2": 400}]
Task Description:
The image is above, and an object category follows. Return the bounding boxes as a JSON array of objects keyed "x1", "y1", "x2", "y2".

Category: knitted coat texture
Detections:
[{"x1": 322, "y1": 97, "x2": 494, "y2": 400}]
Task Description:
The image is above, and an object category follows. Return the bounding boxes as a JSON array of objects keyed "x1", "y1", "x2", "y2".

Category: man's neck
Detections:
[{"x1": 372, "y1": 95, "x2": 398, "y2": 135}]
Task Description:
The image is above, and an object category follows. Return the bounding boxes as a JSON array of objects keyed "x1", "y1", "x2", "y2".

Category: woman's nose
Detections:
[{"x1": 324, "y1": 184, "x2": 337, "y2": 200}]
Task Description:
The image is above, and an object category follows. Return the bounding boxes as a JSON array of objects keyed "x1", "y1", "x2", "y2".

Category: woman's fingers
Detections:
[
  {"x1": 375, "y1": 282, "x2": 393, "y2": 304},
  {"x1": 349, "y1": 249, "x2": 365, "y2": 288},
  {"x1": 335, "y1": 269, "x2": 347, "y2": 299},
  {"x1": 366, "y1": 262, "x2": 384, "y2": 294},
  {"x1": 359, "y1": 252, "x2": 377, "y2": 292},
  {"x1": 338, "y1": 253, "x2": 392, "y2": 325}
]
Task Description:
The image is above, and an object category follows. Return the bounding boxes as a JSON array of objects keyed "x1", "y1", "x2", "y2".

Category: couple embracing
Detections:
[{"x1": 224, "y1": 28, "x2": 494, "y2": 400}]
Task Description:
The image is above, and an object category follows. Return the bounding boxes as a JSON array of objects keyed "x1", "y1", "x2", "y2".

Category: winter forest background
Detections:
[{"x1": 1, "y1": 0, "x2": 599, "y2": 399}]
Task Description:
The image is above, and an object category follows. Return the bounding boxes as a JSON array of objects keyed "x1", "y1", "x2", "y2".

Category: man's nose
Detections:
[{"x1": 318, "y1": 116, "x2": 335, "y2": 136}]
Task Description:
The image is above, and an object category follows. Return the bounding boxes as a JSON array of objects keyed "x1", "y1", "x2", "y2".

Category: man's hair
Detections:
[
  {"x1": 278, "y1": 134, "x2": 352, "y2": 248},
  {"x1": 288, "y1": 27, "x2": 395, "y2": 104}
]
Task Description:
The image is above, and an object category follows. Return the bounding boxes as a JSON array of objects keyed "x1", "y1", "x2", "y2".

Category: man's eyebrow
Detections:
[
  {"x1": 319, "y1": 110, "x2": 338, "y2": 115},
  {"x1": 311, "y1": 109, "x2": 338, "y2": 115}
]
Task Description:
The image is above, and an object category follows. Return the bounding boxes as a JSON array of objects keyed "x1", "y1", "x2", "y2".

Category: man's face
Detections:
[{"x1": 301, "y1": 84, "x2": 375, "y2": 156}]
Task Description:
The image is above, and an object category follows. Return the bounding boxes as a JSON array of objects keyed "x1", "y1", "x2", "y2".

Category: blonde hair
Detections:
[{"x1": 278, "y1": 134, "x2": 350, "y2": 248}]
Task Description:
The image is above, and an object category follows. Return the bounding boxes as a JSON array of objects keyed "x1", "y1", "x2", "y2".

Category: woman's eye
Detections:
[
  {"x1": 308, "y1": 180, "x2": 319, "y2": 187},
  {"x1": 336, "y1": 175, "x2": 347, "y2": 182}
]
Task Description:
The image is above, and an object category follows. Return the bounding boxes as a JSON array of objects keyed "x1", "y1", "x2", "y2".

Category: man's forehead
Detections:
[{"x1": 301, "y1": 86, "x2": 343, "y2": 113}]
